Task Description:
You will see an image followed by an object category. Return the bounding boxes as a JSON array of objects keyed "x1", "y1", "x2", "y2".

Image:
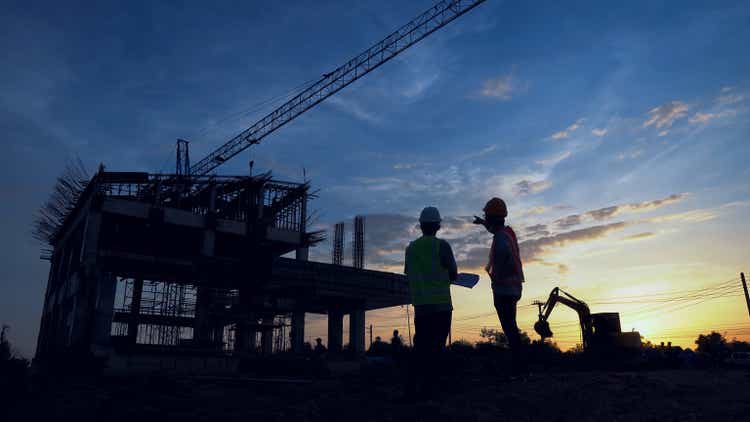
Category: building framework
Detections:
[{"x1": 35, "y1": 170, "x2": 408, "y2": 371}]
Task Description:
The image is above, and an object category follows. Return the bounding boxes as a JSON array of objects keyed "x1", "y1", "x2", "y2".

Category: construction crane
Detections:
[
  {"x1": 533, "y1": 287, "x2": 642, "y2": 353},
  {"x1": 189, "y1": 0, "x2": 487, "y2": 176}
]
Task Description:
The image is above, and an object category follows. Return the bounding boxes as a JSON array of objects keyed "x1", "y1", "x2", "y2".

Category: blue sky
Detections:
[{"x1": 2, "y1": 0, "x2": 750, "y2": 356}]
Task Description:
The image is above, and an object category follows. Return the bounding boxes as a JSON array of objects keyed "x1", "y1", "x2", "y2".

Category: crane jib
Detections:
[{"x1": 190, "y1": 0, "x2": 486, "y2": 176}]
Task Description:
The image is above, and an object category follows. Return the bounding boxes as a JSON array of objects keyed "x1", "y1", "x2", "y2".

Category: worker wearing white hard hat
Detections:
[{"x1": 404, "y1": 206, "x2": 458, "y2": 398}]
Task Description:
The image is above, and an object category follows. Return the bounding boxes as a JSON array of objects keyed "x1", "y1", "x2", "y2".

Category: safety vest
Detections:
[
  {"x1": 489, "y1": 226, "x2": 525, "y2": 286},
  {"x1": 406, "y1": 236, "x2": 451, "y2": 307}
]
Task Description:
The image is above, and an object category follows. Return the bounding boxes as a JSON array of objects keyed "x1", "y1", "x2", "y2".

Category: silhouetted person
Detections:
[
  {"x1": 313, "y1": 337, "x2": 327, "y2": 357},
  {"x1": 478, "y1": 197, "x2": 526, "y2": 376},
  {"x1": 404, "y1": 206, "x2": 458, "y2": 398},
  {"x1": 369, "y1": 336, "x2": 389, "y2": 357},
  {"x1": 391, "y1": 329, "x2": 403, "y2": 352}
]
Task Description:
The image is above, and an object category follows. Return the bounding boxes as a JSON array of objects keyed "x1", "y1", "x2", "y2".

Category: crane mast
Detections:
[{"x1": 190, "y1": 0, "x2": 486, "y2": 176}]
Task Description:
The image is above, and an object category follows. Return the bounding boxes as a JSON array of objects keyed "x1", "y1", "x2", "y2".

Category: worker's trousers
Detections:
[
  {"x1": 408, "y1": 308, "x2": 452, "y2": 394},
  {"x1": 493, "y1": 291, "x2": 525, "y2": 373}
]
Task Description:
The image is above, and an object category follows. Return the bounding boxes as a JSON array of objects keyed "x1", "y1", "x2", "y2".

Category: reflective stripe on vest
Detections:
[
  {"x1": 492, "y1": 227, "x2": 525, "y2": 286},
  {"x1": 406, "y1": 236, "x2": 451, "y2": 306}
]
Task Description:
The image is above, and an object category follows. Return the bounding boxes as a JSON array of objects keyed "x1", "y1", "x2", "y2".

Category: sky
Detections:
[{"x1": 1, "y1": 0, "x2": 750, "y2": 357}]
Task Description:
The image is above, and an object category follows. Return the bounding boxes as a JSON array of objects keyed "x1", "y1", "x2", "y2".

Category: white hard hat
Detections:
[{"x1": 419, "y1": 206, "x2": 442, "y2": 223}]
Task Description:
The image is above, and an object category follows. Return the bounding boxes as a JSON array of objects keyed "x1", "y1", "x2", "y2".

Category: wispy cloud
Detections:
[
  {"x1": 688, "y1": 109, "x2": 738, "y2": 124},
  {"x1": 622, "y1": 232, "x2": 656, "y2": 242},
  {"x1": 647, "y1": 209, "x2": 719, "y2": 223},
  {"x1": 479, "y1": 73, "x2": 524, "y2": 100},
  {"x1": 643, "y1": 101, "x2": 689, "y2": 129},
  {"x1": 327, "y1": 96, "x2": 381, "y2": 124},
  {"x1": 402, "y1": 73, "x2": 440, "y2": 99},
  {"x1": 553, "y1": 193, "x2": 689, "y2": 228},
  {"x1": 514, "y1": 179, "x2": 551, "y2": 196},
  {"x1": 716, "y1": 86, "x2": 745, "y2": 106},
  {"x1": 393, "y1": 162, "x2": 418, "y2": 170},
  {"x1": 536, "y1": 150, "x2": 571, "y2": 166},
  {"x1": 591, "y1": 128, "x2": 608, "y2": 136},
  {"x1": 617, "y1": 149, "x2": 644, "y2": 161},
  {"x1": 550, "y1": 119, "x2": 584, "y2": 140},
  {"x1": 459, "y1": 144, "x2": 497, "y2": 162},
  {"x1": 520, "y1": 221, "x2": 629, "y2": 263}
]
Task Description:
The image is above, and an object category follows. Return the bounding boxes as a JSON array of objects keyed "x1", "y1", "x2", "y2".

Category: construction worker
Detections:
[
  {"x1": 313, "y1": 337, "x2": 327, "y2": 357},
  {"x1": 480, "y1": 197, "x2": 526, "y2": 375},
  {"x1": 404, "y1": 206, "x2": 458, "y2": 397}
]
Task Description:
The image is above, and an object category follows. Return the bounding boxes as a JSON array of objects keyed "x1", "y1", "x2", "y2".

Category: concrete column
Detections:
[
  {"x1": 90, "y1": 273, "x2": 117, "y2": 355},
  {"x1": 349, "y1": 309, "x2": 366, "y2": 355},
  {"x1": 295, "y1": 247, "x2": 309, "y2": 261},
  {"x1": 261, "y1": 317, "x2": 274, "y2": 355},
  {"x1": 195, "y1": 223, "x2": 216, "y2": 346},
  {"x1": 235, "y1": 313, "x2": 258, "y2": 354},
  {"x1": 194, "y1": 287, "x2": 213, "y2": 345},
  {"x1": 248, "y1": 325, "x2": 257, "y2": 352},
  {"x1": 127, "y1": 278, "x2": 143, "y2": 344},
  {"x1": 291, "y1": 311, "x2": 305, "y2": 353},
  {"x1": 327, "y1": 309, "x2": 344, "y2": 353}
]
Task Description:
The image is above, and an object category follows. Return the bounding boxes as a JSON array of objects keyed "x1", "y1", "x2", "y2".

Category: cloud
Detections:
[
  {"x1": 514, "y1": 179, "x2": 551, "y2": 196},
  {"x1": 327, "y1": 96, "x2": 380, "y2": 124},
  {"x1": 688, "y1": 109, "x2": 738, "y2": 124},
  {"x1": 647, "y1": 209, "x2": 718, "y2": 224},
  {"x1": 459, "y1": 144, "x2": 497, "y2": 162},
  {"x1": 716, "y1": 87, "x2": 745, "y2": 106},
  {"x1": 617, "y1": 149, "x2": 644, "y2": 161},
  {"x1": 519, "y1": 206, "x2": 549, "y2": 217},
  {"x1": 658, "y1": 130, "x2": 669, "y2": 137},
  {"x1": 536, "y1": 150, "x2": 571, "y2": 166},
  {"x1": 554, "y1": 193, "x2": 689, "y2": 228},
  {"x1": 591, "y1": 128, "x2": 608, "y2": 136},
  {"x1": 524, "y1": 223, "x2": 550, "y2": 237},
  {"x1": 554, "y1": 214, "x2": 584, "y2": 229},
  {"x1": 393, "y1": 163, "x2": 418, "y2": 170},
  {"x1": 402, "y1": 73, "x2": 440, "y2": 99},
  {"x1": 643, "y1": 101, "x2": 689, "y2": 129},
  {"x1": 550, "y1": 119, "x2": 584, "y2": 140},
  {"x1": 480, "y1": 74, "x2": 517, "y2": 100},
  {"x1": 520, "y1": 222, "x2": 629, "y2": 263},
  {"x1": 622, "y1": 232, "x2": 656, "y2": 242}
]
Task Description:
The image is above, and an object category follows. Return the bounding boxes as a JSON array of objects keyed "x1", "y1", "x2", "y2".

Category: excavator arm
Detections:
[{"x1": 534, "y1": 287, "x2": 593, "y2": 348}]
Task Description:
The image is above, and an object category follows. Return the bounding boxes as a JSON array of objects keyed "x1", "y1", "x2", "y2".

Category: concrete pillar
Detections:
[
  {"x1": 195, "y1": 224, "x2": 215, "y2": 346},
  {"x1": 349, "y1": 309, "x2": 366, "y2": 355},
  {"x1": 127, "y1": 278, "x2": 143, "y2": 344},
  {"x1": 296, "y1": 247, "x2": 309, "y2": 261},
  {"x1": 194, "y1": 287, "x2": 213, "y2": 345},
  {"x1": 235, "y1": 313, "x2": 258, "y2": 354},
  {"x1": 261, "y1": 317, "x2": 274, "y2": 355},
  {"x1": 327, "y1": 309, "x2": 344, "y2": 353},
  {"x1": 291, "y1": 311, "x2": 305, "y2": 353},
  {"x1": 90, "y1": 273, "x2": 117, "y2": 355}
]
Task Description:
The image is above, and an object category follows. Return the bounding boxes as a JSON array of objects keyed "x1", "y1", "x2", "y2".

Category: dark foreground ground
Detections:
[{"x1": 4, "y1": 367, "x2": 750, "y2": 422}]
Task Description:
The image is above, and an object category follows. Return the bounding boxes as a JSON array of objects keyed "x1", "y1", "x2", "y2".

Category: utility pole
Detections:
[
  {"x1": 406, "y1": 305, "x2": 413, "y2": 347},
  {"x1": 741, "y1": 272, "x2": 750, "y2": 319},
  {"x1": 369, "y1": 324, "x2": 373, "y2": 347}
]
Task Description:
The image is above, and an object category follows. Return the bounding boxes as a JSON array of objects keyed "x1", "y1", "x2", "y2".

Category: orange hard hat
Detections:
[{"x1": 483, "y1": 197, "x2": 508, "y2": 218}]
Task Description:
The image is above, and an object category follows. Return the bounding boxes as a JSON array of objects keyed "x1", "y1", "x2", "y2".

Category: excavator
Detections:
[{"x1": 533, "y1": 288, "x2": 642, "y2": 353}]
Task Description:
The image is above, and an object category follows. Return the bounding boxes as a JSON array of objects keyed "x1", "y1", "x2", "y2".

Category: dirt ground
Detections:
[{"x1": 5, "y1": 368, "x2": 750, "y2": 422}]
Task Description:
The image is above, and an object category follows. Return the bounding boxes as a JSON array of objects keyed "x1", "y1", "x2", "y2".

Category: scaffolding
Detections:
[
  {"x1": 332, "y1": 222, "x2": 344, "y2": 265},
  {"x1": 112, "y1": 278, "x2": 198, "y2": 346},
  {"x1": 353, "y1": 215, "x2": 365, "y2": 269}
]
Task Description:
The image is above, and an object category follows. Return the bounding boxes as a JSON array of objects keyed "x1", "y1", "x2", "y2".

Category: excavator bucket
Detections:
[{"x1": 534, "y1": 319, "x2": 553, "y2": 338}]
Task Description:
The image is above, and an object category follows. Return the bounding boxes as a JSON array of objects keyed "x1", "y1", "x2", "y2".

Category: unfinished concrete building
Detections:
[
  {"x1": 32, "y1": 0, "x2": 487, "y2": 371},
  {"x1": 35, "y1": 170, "x2": 408, "y2": 371}
]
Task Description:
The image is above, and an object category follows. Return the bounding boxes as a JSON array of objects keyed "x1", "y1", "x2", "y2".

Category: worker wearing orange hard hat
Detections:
[{"x1": 476, "y1": 197, "x2": 526, "y2": 375}]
